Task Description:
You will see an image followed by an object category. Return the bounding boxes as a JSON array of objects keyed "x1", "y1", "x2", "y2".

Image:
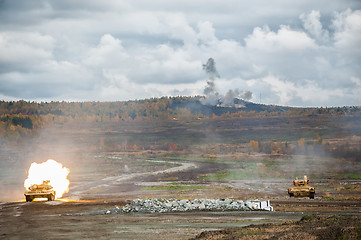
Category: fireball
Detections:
[{"x1": 24, "y1": 159, "x2": 70, "y2": 199}]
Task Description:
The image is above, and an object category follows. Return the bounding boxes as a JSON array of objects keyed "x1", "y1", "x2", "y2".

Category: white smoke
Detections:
[
  {"x1": 202, "y1": 79, "x2": 220, "y2": 105},
  {"x1": 223, "y1": 89, "x2": 240, "y2": 106},
  {"x1": 242, "y1": 91, "x2": 253, "y2": 101},
  {"x1": 201, "y1": 58, "x2": 253, "y2": 106}
]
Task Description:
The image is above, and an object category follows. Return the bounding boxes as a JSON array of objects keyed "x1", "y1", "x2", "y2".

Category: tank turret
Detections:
[
  {"x1": 24, "y1": 180, "x2": 56, "y2": 202},
  {"x1": 288, "y1": 175, "x2": 315, "y2": 199}
]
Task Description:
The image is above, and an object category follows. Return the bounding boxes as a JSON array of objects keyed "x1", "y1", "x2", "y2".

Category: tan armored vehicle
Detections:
[
  {"x1": 24, "y1": 180, "x2": 56, "y2": 202},
  {"x1": 288, "y1": 175, "x2": 315, "y2": 199}
]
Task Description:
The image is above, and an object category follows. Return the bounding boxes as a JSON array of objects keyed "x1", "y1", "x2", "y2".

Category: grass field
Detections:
[{"x1": 0, "y1": 114, "x2": 360, "y2": 201}]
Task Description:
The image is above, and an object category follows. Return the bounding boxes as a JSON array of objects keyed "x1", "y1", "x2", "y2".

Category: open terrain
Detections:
[
  {"x1": 1, "y1": 159, "x2": 361, "y2": 239},
  {"x1": 1, "y1": 159, "x2": 360, "y2": 239},
  {"x1": 1, "y1": 109, "x2": 361, "y2": 239}
]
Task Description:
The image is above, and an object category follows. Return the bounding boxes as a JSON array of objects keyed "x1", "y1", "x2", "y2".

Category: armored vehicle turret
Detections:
[
  {"x1": 288, "y1": 175, "x2": 315, "y2": 199},
  {"x1": 24, "y1": 180, "x2": 56, "y2": 202}
]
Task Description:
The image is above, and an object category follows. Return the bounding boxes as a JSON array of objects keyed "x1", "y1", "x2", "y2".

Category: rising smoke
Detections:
[
  {"x1": 201, "y1": 58, "x2": 252, "y2": 107},
  {"x1": 201, "y1": 58, "x2": 220, "y2": 106},
  {"x1": 202, "y1": 58, "x2": 220, "y2": 79}
]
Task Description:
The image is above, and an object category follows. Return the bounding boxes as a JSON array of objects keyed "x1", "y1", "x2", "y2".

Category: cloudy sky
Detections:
[{"x1": 0, "y1": 0, "x2": 360, "y2": 106}]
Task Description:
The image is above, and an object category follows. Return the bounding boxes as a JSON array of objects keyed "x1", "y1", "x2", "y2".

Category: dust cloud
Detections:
[{"x1": 0, "y1": 123, "x2": 95, "y2": 201}]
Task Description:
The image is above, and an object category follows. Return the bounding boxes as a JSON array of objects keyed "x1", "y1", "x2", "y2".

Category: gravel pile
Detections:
[{"x1": 107, "y1": 198, "x2": 273, "y2": 214}]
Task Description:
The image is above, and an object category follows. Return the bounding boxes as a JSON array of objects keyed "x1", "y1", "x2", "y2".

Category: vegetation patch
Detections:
[
  {"x1": 301, "y1": 214, "x2": 317, "y2": 221},
  {"x1": 334, "y1": 173, "x2": 361, "y2": 180},
  {"x1": 234, "y1": 229, "x2": 265, "y2": 236},
  {"x1": 193, "y1": 215, "x2": 361, "y2": 240},
  {"x1": 142, "y1": 185, "x2": 205, "y2": 191}
]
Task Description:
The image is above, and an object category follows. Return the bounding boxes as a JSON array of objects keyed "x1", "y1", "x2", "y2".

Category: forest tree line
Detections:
[{"x1": 1, "y1": 96, "x2": 360, "y2": 140}]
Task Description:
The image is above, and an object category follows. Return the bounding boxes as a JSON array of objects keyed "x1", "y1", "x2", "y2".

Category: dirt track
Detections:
[{"x1": 68, "y1": 160, "x2": 198, "y2": 200}]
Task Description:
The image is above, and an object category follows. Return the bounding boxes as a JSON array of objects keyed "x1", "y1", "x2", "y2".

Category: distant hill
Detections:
[
  {"x1": 0, "y1": 96, "x2": 360, "y2": 127},
  {"x1": 170, "y1": 97, "x2": 289, "y2": 116},
  {"x1": 1, "y1": 96, "x2": 360, "y2": 141}
]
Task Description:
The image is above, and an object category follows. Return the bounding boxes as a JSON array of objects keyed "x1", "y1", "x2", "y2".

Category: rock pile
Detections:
[{"x1": 109, "y1": 198, "x2": 273, "y2": 214}]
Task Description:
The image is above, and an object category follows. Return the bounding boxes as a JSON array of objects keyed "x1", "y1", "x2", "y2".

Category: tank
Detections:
[
  {"x1": 288, "y1": 175, "x2": 315, "y2": 199},
  {"x1": 24, "y1": 180, "x2": 56, "y2": 202}
]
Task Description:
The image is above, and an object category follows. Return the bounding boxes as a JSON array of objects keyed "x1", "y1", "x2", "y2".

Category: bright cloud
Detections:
[
  {"x1": 300, "y1": 10, "x2": 330, "y2": 43},
  {"x1": 0, "y1": 1, "x2": 360, "y2": 106},
  {"x1": 262, "y1": 75, "x2": 345, "y2": 106},
  {"x1": 332, "y1": 9, "x2": 361, "y2": 53},
  {"x1": 245, "y1": 25, "x2": 317, "y2": 52}
]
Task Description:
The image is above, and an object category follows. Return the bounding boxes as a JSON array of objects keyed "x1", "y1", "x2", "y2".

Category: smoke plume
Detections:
[
  {"x1": 201, "y1": 58, "x2": 220, "y2": 105},
  {"x1": 202, "y1": 58, "x2": 220, "y2": 79},
  {"x1": 201, "y1": 58, "x2": 253, "y2": 107}
]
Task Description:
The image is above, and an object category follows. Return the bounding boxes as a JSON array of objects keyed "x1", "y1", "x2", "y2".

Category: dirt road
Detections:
[{"x1": 68, "y1": 160, "x2": 197, "y2": 200}]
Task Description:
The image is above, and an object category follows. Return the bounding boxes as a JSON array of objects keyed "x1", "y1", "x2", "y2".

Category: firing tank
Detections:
[
  {"x1": 24, "y1": 180, "x2": 56, "y2": 202},
  {"x1": 288, "y1": 175, "x2": 315, "y2": 199}
]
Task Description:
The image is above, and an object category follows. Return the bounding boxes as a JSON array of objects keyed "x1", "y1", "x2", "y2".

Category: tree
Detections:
[{"x1": 249, "y1": 140, "x2": 259, "y2": 152}]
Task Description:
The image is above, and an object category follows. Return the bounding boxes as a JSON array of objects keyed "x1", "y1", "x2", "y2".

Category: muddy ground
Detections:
[
  {"x1": 193, "y1": 214, "x2": 361, "y2": 240},
  {"x1": 1, "y1": 159, "x2": 361, "y2": 240},
  {"x1": 2, "y1": 199, "x2": 361, "y2": 240}
]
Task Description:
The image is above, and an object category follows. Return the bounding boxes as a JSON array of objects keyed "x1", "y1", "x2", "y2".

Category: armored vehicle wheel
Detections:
[
  {"x1": 47, "y1": 194, "x2": 55, "y2": 201},
  {"x1": 288, "y1": 193, "x2": 294, "y2": 197},
  {"x1": 309, "y1": 192, "x2": 315, "y2": 199},
  {"x1": 25, "y1": 195, "x2": 32, "y2": 202}
]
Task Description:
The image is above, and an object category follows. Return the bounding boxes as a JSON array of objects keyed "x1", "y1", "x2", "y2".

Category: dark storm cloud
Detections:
[{"x1": 0, "y1": 0, "x2": 360, "y2": 105}]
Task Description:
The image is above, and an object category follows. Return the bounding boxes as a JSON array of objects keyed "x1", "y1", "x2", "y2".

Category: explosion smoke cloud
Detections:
[
  {"x1": 24, "y1": 159, "x2": 70, "y2": 199},
  {"x1": 201, "y1": 58, "x2": 253, "y2": 106},
  {"x1": 202, "y1": 58, "x2": 220, "y2": 79}
]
